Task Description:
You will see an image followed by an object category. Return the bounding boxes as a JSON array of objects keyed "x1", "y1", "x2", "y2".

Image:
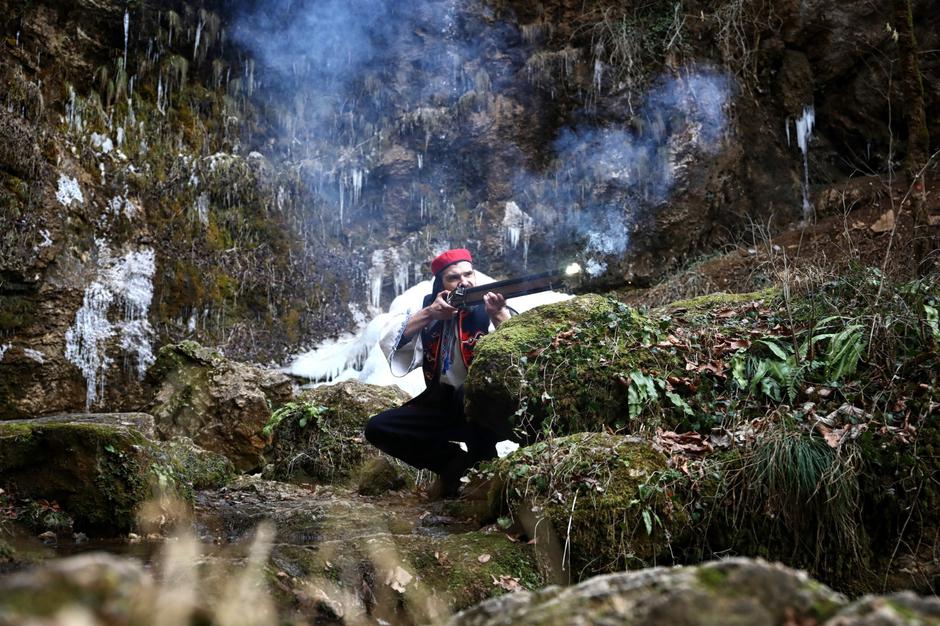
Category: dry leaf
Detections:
[
  {"x1": 477, "y1": 553, "x2": 492, "y2": 564},
  {"x1": 870, "y1": 210, "x2": 895, "y2": 233},
  {"x1": 492, "y1": 575, "x2": 524, "y2": 592},
  {"x1": 385, "y1": 566, "x2": 414, "y2": 593}
]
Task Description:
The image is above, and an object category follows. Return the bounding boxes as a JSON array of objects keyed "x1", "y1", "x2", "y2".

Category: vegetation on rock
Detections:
[{"x1": 264, "y1": 381, "x2": 412, "y2": 487}]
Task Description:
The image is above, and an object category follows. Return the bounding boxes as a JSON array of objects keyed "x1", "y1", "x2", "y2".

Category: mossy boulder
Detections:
[
  {"x1": 0, "y1": 414, "x2": 233, "y2": 534},
  {"x1": 448, "y1": 558, "x2": 848, "y2": 626},
  {"x1": 486, "y1": 432, "x2": 688, "y2": 581},
  {"x1": 466, "y1": 294, "x2": 680, "y2": 441},
  {"x1": 263, "y1": 381, "x2": 412, "y2": 486},
  {"x1": 148, "y1": 341, "x2": 293, "y2": 471}
]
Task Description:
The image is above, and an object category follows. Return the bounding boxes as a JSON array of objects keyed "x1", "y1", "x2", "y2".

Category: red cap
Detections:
[{"x1": 430, "y1": 248, "x2": 472, "y2": 275}]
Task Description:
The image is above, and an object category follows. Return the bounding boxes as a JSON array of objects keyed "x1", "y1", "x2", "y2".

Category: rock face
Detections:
[
  {"x1": 2, "y1": 0, "x2": 937, "y2": 418},
  {"x1": 263, "y1": 381, "x2": 411, "y2": 486},
  {"x1": 0, "y1": 413, "x2": 233, "y2": 534},
  {"x1": 147, "y1": 341, "x2": 293, "y2": 472}
]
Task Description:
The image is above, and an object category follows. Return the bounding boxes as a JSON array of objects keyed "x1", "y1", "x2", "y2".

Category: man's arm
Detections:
[{"x1": 398, "y1": 290, "x2": 459, "y2": 345}]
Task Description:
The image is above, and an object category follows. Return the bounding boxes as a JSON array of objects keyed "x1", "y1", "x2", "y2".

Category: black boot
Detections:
[{"x1": 428, "y1": 451, "x2": 469, "y2": 500}]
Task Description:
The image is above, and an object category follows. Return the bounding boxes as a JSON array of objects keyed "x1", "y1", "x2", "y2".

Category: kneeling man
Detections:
[{"x1": 365, "y1": 248, "x2": 510, "y2": 497}]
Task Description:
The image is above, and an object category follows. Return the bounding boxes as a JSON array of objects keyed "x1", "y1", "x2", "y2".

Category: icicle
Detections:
[
  {"x1": 502, "y1": 201, "x2": 532, "y2": 257},
  {"x1": 796, "y1": 105, "x2": 815, "y2": 222},
  {"x1": 156, "y1": 75, "x2": 165, "y2": 115},
  {"x1": 593, "y1": 59, "x2": 603, "y2": 93},
  {"x1": 123, "y1": 8, "x2": 130, "y2": 68},
  {"x1": 339, "y1": 175, "x2": 345, "y2": 224},
  {"x1": 368, "y1": 250, "x2": 385, "y2": 309},
  {"x1": 194, "y1": 17, "x2": 203, "y2": 60},
  {"x1": 351, "y1": 168, "x2": 364, "y2": 204}
]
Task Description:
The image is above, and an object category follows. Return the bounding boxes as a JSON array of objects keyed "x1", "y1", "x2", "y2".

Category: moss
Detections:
[
  {"x1": 0, "y1": 538, "x2": 13, "y2": 563},
  {"x1": 0, "y1": 294, "x2": 35, "y2": 331},
  {"x1": 490, "y1": 433, "x2": 688, "y2": 580},
  {"x1": 665, "y1": 288, "x2": 778, "y2": 314},
  {"x1": 149, "y1": 437, "x2": 235, "y2": 501},
  {"x1": 0, "y1": 421, "x2": 232, "y2": 535},
  {"x1": 467, "y1": 294, "x2": 685, "y2": 441},
  {"x1": 403, "y1": 530, "x2": 542, "y2": 610},
  {"x1": 357, "y1": 457, "x2": 411, "y2": 496},
  {"x1": 147, "y1": 340, "x2": 224, "y2": 383},
  {"x1": 695, "y1": 565, "x2": 729, "y2": 590}
]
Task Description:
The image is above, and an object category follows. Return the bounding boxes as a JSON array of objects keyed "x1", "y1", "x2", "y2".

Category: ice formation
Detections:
[
  {"x1": 123, "y1": 8, "x2": 130, "y2": 67},
  {"x1": 795, "y1": 105, "x2": 815, "y2": 222},
  {"x1": 502, "y1": 201, "x2": 534, "y2": 268},
  {"x1": 65, "y1": 240, "x2": 157, "y2": 409},
  {"x1": 0, "y1": 344, "x2": 10, "y2": 361},
  {"x1": 37, "y1": 229, "x2": 52, "y2": 249},
  {"x1": 91, "y1": 132, "x2": 114, "y2": 154},
  {"x1": 55, "y1": 174, "x2": 84, "y2": 207},
  {"x1": 195, "y1": 193, "x2": 210, "y2": 225},
  {"x1": 368, "y1": 246, "x2": 413, "y2": 310},
  {"x1": 23, "y1": 348, "x2": 45, "y2": 364}
]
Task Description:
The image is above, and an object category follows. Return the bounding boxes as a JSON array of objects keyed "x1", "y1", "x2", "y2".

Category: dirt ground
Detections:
[{"x1": 623, "y1": 171, "x2": 940, "y2": 307}]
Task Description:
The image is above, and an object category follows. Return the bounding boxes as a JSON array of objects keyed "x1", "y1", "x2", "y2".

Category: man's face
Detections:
[{"x1": 441, "y1": 261, "x2": 476, "y2": 291}]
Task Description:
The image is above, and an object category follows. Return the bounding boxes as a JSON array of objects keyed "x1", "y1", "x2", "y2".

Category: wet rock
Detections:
[
  {"x1": 195, "y1": 476, "x2": 540, "y2": 624},
  {"x1": 485, "y1": 432, "x2": 686, "y2": 582},
  {"x1": 0, "y1": 414, "x2": 233, "y2": 534},
  {"x1": 148, "y1": 341, "x2": 293, "y2": 472},
  {"x1": 449, "y1": 558, "x2": 847, "y2": 626},
  {"x1": 0, "y1": 417, "x2": 154, "y2": 534},
  {"x1": 264, "y1": 381, "x2": 411, "y2": 486}
]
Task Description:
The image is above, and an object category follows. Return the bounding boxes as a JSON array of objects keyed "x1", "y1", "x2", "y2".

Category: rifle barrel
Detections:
[{"x1": 456, "y1": 269, "x2": 565, "y2": 306}]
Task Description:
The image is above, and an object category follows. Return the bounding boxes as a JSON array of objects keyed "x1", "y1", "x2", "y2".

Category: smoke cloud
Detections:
[{"x1": 228, "y1": 0, "x2": 734, "y2": 287}]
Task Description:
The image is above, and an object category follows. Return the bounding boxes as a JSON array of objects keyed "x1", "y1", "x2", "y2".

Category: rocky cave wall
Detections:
[{"x1": 0, "y1": 0, "x2": 937, "y2": 417}]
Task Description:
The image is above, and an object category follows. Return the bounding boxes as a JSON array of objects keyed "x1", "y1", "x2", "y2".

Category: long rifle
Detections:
[{"x1": 446, "y1": 265, "x2": 581, "y2": 308}]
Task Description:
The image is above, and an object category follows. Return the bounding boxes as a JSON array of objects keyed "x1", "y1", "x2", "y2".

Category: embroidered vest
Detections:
[{"x1": 419, "y1": 294, "x2": 490, "y2": 385}]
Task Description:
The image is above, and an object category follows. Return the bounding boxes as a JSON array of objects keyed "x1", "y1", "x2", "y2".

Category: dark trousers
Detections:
[{"x1": 364, "y1": 384, "x2": 499, "y2": 475}]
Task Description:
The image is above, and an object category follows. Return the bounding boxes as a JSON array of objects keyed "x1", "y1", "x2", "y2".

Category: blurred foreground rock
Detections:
[
  {"x1": 147, "y1": 341, "x2": 293, "y2": 471},
  {"x1": 449, "y1": 558, "x2": 940, "y2": 626},
  {"x1": 4, "y1": 553, "x2": 940, "y2": 626}
]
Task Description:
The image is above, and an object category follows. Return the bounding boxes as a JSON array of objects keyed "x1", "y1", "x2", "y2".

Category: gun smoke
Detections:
[{"x1": 230, "y1": 0, "x2": 733, "y2": 290}]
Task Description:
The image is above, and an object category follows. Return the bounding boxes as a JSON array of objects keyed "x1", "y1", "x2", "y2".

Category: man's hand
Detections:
[
  {"x1": 484, "y1": 292, "x2": 510, "y2": 328},
  {"x1": 428, "y1": 290, "x2": 459, "y2": 320}
]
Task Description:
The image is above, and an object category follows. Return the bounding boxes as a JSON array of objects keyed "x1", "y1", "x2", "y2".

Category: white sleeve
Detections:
[{"x1": 379, "y1": 312, "x2": 423, "y2": 377}]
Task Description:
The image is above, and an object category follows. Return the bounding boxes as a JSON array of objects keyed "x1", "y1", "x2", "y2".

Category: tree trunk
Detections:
[{"x1": 892, "y1": 0, "x2": 932, "y2": 275}]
